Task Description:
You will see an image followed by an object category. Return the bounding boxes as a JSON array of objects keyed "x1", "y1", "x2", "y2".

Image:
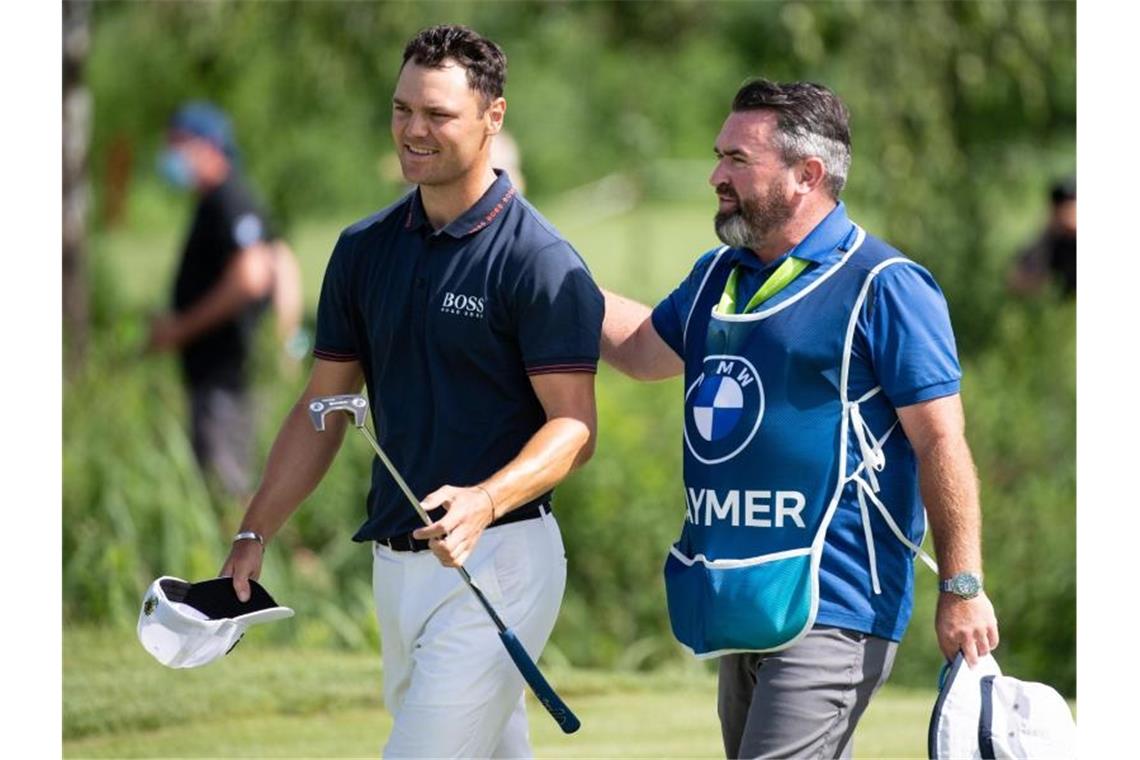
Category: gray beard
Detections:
[
  {"x1": 714, "y1": 212, "x2": 757, "y2": 249},
  {"x1": 713, "y1": 186, "x2": 794, "y2": 251}
]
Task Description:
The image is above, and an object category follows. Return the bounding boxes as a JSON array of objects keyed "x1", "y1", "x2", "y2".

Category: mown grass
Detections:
[{"x1": 64, "y1": 626, "x2": 936, "y2": 759}]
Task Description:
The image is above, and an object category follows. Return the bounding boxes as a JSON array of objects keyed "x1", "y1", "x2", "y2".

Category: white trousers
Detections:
[{"x1": 373, "y1": 510, "x2": 567, "y2": 758}]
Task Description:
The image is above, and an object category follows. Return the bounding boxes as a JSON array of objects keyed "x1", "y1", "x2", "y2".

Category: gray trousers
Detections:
[
  {"x1": 189, "y1": 384, "x2": 254, "y2": 499},
  {"x1": 718, "y1": 626, "x2": 898, "y2": 760}
]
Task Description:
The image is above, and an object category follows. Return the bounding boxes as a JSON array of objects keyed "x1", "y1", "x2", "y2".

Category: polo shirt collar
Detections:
[
  {"x1": 735, "y1": 201, "x2": 855, "y2": 270},
  {"x1": 404, "y1": 169, "x2": 518, "y2": 239}
]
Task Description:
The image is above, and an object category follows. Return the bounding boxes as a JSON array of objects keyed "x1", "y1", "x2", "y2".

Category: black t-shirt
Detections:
[
  {"x1": 173, "y1": 172, "x2": 274, "y2": 389},
  {"x1": 1048, "y1": 233, "x2": 1076, "y2": 296}
]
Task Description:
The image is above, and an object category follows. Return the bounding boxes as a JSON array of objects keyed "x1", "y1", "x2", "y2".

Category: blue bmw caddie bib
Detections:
[{"x1": 664, "y1": 227, "x2": 937, "y2": 657}]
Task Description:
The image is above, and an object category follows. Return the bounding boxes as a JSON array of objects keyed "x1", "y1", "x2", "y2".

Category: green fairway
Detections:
[{"x1": 65, "y1": 626, "x2": 935, "y2": 758}]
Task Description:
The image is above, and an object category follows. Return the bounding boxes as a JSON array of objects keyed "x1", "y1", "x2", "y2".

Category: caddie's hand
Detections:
[
  {"x1": 412, "y1": 485, "x2": 495, "y2": 568},
  {"x1": 220, "y1": 539, "x2": 265, "y2": 603},
  {"x1": 936, "y1": 591, "x2": 999, "y2": 666}
]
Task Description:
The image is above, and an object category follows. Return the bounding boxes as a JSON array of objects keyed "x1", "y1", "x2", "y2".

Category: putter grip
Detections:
[{"x1": 498, "y1": 629, "x2": 580, "y2": 734}]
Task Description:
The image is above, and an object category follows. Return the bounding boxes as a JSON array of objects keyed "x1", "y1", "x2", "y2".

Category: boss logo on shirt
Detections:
[{"x1": 440, "y1": 292, "x2": 486, "y2": 319}]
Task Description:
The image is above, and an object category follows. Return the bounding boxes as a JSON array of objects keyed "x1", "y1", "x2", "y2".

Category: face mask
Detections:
[{"x1": 158, "y1": 148, "x2": 195, "y2": 189}]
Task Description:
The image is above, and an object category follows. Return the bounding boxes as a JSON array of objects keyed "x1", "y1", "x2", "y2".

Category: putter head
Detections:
[{"x1": 308, "y1": 394, "x2": 369, "y2": 431}]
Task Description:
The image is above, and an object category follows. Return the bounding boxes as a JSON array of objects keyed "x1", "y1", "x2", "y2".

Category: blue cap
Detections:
[{"x1": 169, "y1": 101, "x2": 237, "y2": 158}]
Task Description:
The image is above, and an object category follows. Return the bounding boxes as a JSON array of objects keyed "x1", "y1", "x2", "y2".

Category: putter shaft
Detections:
[
  {"x1": 308, "y1": 394, "x2": 579, "y2": 732},
  {"x1": 356, "y1": 425, "x2": 433, "y2": 526},
  {"x1": 352, "y1": 423, "x2": 508, "y2": 632}
]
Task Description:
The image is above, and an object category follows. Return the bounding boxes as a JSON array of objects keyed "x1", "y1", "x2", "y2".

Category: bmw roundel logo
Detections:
[{"x1": 684, "y1": 354, "x2": 765, "y2": 464}]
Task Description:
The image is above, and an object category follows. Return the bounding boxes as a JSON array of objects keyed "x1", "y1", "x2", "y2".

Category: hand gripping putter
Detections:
[{"x1": 308, "y1": 393, "x2": 581, "y2": 734}]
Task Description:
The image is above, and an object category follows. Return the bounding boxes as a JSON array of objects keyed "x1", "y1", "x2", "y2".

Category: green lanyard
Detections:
[{"x1": 716, "y1": 256, "x2": 811, "y2": 315}]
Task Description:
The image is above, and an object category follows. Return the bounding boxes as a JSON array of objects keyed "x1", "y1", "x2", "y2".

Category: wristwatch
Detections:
[
  {"x1": 233, "y1": 530, "x2": 265, "y2": 546},
  {"x1": 939, "y1": 571, "x2": 983, "y2": 599}
]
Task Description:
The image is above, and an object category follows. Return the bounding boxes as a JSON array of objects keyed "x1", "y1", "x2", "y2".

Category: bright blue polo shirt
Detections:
[
  {"x1": 314, "y1": 171, "x2": 603, "y2": 542},
  {"x1": 652, "y1": 203, "x2": 961, "y2": 410},
  {"x1": 652, "y1": 203, "x2": 962, "y2": 641}
]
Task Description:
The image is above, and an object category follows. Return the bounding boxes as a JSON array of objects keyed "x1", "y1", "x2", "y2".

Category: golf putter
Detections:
[{"x1": 307, "y1": 393, "x2": 581, "y2": 734}]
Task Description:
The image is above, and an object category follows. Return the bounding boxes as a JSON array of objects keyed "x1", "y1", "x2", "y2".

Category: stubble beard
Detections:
[
  {"x1": 714, "y1": 181, "x2": 794, "y2": 251},
  {"x1": 401, "y1": 155, "x2": 455, "y2": 188}
]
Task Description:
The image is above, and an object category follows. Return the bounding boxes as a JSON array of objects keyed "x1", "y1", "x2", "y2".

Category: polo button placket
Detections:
[{"x1": 411, "y1": 249, "x2": 430, "y2": 330}]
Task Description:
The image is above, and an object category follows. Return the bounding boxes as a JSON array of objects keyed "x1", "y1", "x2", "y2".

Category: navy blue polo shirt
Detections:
[{"x1": 314, "y1": 171, "x2": 603, "y2": 542}]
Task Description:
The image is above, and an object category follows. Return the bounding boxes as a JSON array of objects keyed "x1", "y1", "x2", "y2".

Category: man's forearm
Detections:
[
  {"x1": 478, "y1": 416, "x2": 593, "y2": 518},
  {"x1": 600, "y1": 288, "x2": 682, "y2": 381},
  {"x1": 600, "y1": 289, "x2": 650, "y2": 362},
  {"x1": 917, "y1": 433, "x2": 983, "y2": 576},
  {"x1": 238, "y1": 398, "x2": 348, "y2": 541},
  {"x1": 173, "y1": 245, "x2": 274, "y2": 347}
]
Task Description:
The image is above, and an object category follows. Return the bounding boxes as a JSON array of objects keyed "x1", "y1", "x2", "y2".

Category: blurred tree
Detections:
[{"x1": 63, "y1": 0, "x2": 92, "y2": 372}]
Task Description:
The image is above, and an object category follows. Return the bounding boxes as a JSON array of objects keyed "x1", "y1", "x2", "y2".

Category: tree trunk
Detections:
[{"x1": 63, "y1": 0, "x2": 92, "y2": 374}]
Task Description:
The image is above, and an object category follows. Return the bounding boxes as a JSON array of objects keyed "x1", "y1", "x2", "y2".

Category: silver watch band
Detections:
[{"x1": 233, "y1": 530, "x2": 265, "y2": 546}]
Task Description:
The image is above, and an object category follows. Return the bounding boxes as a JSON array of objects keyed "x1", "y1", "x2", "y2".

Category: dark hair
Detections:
[
  {"x1": 402, "y1": 25, "x2": 507, "y2": 106},
  {"x1": 731, "y1": 79, "x2": 852, "y2": 198}
]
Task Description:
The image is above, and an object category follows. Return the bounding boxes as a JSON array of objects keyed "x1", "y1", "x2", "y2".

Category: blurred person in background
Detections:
[
  {"x1": 1008, "y1": 177, "x2": 1076, "y2": 298},
  {"x1": 147, "y1": 101, "x2": 305, "y2": 501},
  {"x1": 600, "y1": 79, "x2": 999, "y2": 759}
]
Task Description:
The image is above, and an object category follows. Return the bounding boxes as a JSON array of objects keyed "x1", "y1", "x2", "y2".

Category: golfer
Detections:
[
  {"x1": 601, "y1": 79, "x2": 999, "y2": 758},
  {"x1": 222, "y1": 25, "x2": 602, "y2": 758}
]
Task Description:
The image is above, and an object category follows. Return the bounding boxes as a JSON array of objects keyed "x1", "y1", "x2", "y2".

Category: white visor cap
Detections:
[
  {"x1": 137, "y1": 576, "x2": 294, "y2": 669},
  {"x1": 929, "y1": 652, "x2": 1076, "y2": 759}
]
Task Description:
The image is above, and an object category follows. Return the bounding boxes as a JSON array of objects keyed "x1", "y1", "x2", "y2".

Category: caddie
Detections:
[
  {"x1": 601, "y1": 79, "x2": 1000, "y2": 758},
  {"x1": 221, "y1": 25, "x2": 602, "y2": 757}
]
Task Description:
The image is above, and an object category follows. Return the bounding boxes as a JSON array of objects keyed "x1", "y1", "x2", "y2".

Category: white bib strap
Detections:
[
  {"x1": 856, "y1": 485, "x2": 882, "y2": 595},
  {"x1": 852, "y1": 473, "x2": 939, "y2": 574},
  {"x1": 844, "y1": 399, "x2": 938, "y2": 591},
  {"x1": 848, "y1": 401, "x2": 886, "y2": 492}
]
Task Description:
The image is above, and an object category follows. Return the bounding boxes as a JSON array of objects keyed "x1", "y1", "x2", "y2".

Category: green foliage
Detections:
[{"x1": 68, "y1": 0, "x2": 1076, "y2": 701}]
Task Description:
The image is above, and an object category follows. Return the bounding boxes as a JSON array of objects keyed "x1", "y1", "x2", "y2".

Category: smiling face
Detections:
[
  {"x1": 391, "y1": 60, "x2": 504, "y2": 188},
  {"x1": 708, "y1": 110, "x2": 797, "y2": 251}
]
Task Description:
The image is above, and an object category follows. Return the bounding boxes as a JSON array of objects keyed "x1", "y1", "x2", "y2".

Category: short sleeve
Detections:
[
  {"x1": 229, "y1": 212, "x2": 267, "y2": 249},
  {"x1": 312, "y1": 234, "x2": 359, "y2": 361},
  {"x1": 861, "y1": 263, "x2": 961, "y2": 408},
  {"x1": 651, "y1": 248, "x2": 723, "y2": 358},
  {"x1": 514, "y1": 241, "x2": 603, "y2": 375},
  {"x1": 216, "y1": 189, "x2": 269, "y2": 252}
]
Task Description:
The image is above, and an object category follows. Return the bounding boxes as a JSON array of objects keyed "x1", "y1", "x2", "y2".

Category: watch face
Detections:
[{"x1": 953, "y1": 573, "x2": 981, "y2": 597}]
